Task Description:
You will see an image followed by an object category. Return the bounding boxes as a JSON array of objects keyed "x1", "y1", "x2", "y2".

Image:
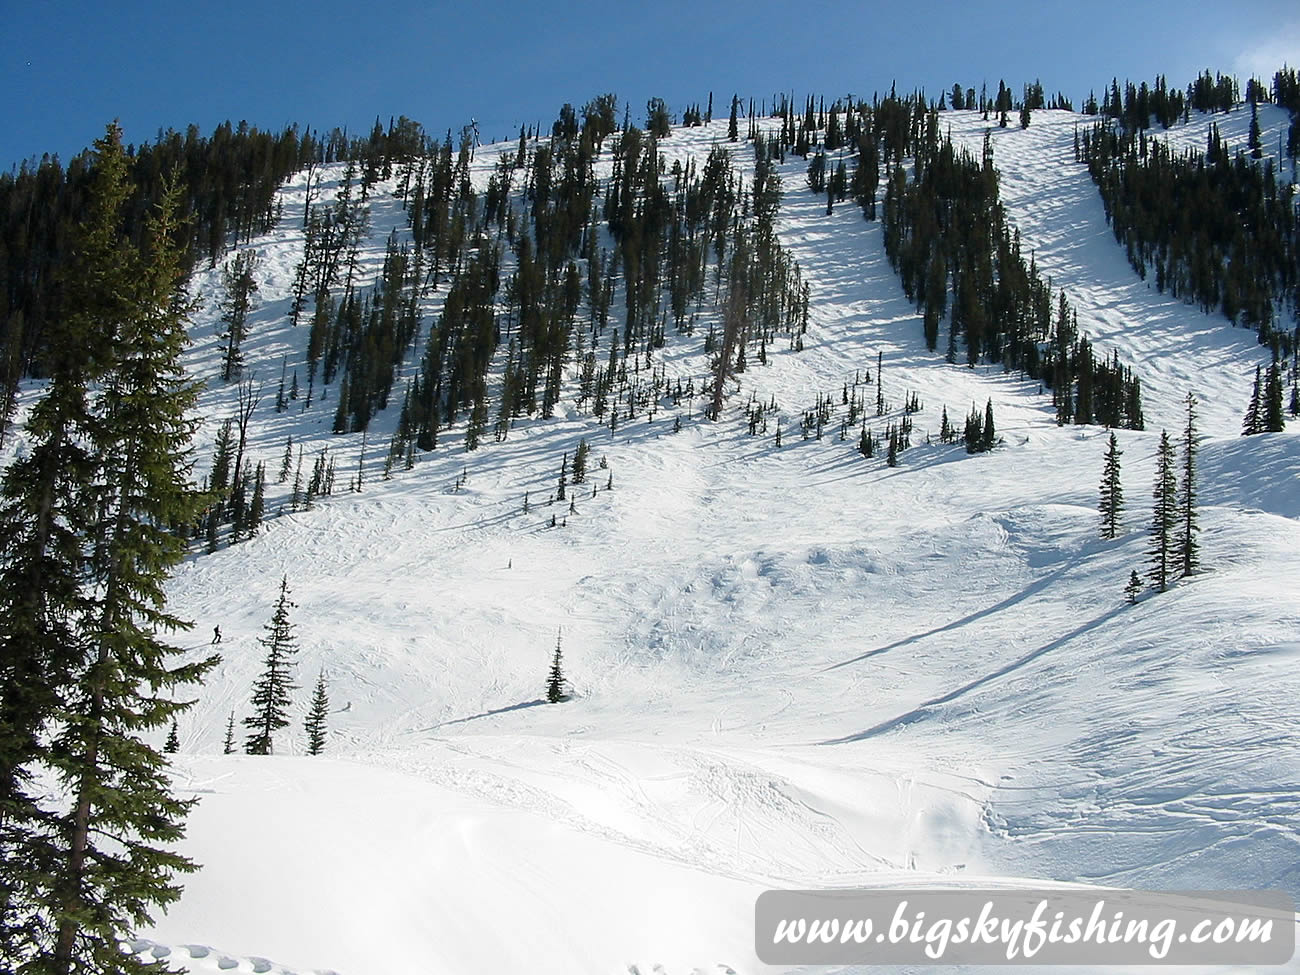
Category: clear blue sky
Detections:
[{"x1": 3, "y1": 0, "x2": 1298, "y2": 171}]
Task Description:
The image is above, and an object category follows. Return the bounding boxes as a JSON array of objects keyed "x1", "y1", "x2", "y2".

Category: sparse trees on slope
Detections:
[
  {"x1": 245, "y1": 576, "x2": 299, "y2": 755},
  {"x1": 219, "y1": 250, "x2": 260, "y2": 382},
  {"x1": 1099, "y1": 432, "x2": 1124, "y2": 538}
]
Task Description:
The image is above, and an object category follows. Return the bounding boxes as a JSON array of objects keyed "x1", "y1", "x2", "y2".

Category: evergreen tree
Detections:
[
  {"x1": 572, "y1": 438, "x2": 590, "y2": 484},
  {"x1": 279, "y1": 435, "x2": 294, "y2": 483},
  {"x1": 1243, "y1": 365, "x2": 1264, "y2": 435},
  {"x1": 1248, "y1": 97, "x2": 1262, "y2": 160},
  {"x1": 304, "y1": 671, "x2": 329, "y2": 756},
  {"x1": 1263, "y1": 362, "x2": 1286, "y2": 432},
  {"x1": 247, "y1": 462, "x2": 266, "y2": 535},
  {"x1": 0, "y1": 162, "x2": 102, "y2": 956},
  {"x1": 980, "y1": 399, "x2": 996, "y2": 452},
  {"x1": 223, "y1": 713, "x2": 236, "y2": 755},
  {"x1": 1176, "y1": 393, "x2": 1200, "y2": 578},
  {"x1": 164, "y1": 721, "x2": 179, "y2": 755},
  {"x1": 1148, "y1": 430, "x2": 1178, "y2": 592},
  {"x1": 5, "y1": 126, "x2": 218, "y2": 974},
  {"x1": 546, "y1": 630, "x2": 566, "y2": 703},
  {"x1": 1098, "y1": 431, "x2": 1124, "y2": 538},
  {"x1": 218, "y1": 250, "x2": 259, "y2": 382},
  {"x1": 1124, "y1": 570, "x2": 1143, "y2": 604},
  {"x1": 244, "y1": 576, "x2": 299, "y2": 755}
]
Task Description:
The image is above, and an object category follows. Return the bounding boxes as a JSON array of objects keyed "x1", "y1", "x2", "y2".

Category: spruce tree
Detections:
[
  {"x1": 304, "y1": 671, "x2": 329, "y2": 756},
  {"x1": 1124, "y1": 570, "x2": 1143, "y2": 604},
  {"x1": 1176, "y1": 393, "x2": 1200, "y2": 578},
  {"x1": 15, "y1": 126, "x2": 218, "y2": 974},
  {"x1": 1243, "y1": 365, "x2": 1263, "y2": 435},
  {"x1": 164, "y1": 721, "x2": 180, "y2": 755},
  {"x1": 0, "y1": 140, "x2": 103, "y2": 958},
  {"x1": 980, "y1": 399, "x2": 996, "y2": 452},
  {"x1": 1148, "y1": 430, "x2": 1178, "y2": 592},
  {"x1": 572, "y1": 438, "x2": 590, "y2": 484},
  {"x1": 245, "y1": 576, "x2": 299, "y2": 755},
  {"x1": 546, "y1": 631, "x2": 566, "y2": 703},
  {"x1": 223, "y1": 713, "x2": 236, "y2": 755},
  {"x1": 218, "y1": 250, "x2": 259, "y2": 382},
  {"x1": 279, "y1": 436, "x2": 294, "y2": 483},
  {"x1": 1098, "y1": 432, "x2": 1124, "y2": 538},
  {"x1": 1264, "y1": 362, "x2": 1286, "y2": 432}
]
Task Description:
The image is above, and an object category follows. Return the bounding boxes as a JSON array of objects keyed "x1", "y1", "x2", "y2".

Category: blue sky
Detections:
[{"x1": 3, "y1": 0, "x2": 1298, "y2": 170}]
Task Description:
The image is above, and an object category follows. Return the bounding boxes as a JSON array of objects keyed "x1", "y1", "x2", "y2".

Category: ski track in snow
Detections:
[{"x1": 4, "y1": 110, "x2": 1299, "y2": 975}]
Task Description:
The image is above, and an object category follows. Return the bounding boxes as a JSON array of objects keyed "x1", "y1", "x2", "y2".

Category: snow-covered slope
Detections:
[{"x1": 8, "y1": 106, "x2": 1299, "y2": 975}]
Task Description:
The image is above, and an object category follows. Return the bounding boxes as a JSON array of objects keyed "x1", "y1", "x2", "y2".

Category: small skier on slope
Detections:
[{"x1": 212, "y1": 626, "x2": 222, "y2": 645}]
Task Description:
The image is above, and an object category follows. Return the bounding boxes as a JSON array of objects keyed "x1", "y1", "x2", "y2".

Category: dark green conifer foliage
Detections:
[
  {"x1": 980, "y1": 399, "x2": 996, "y2": 452},
  {"x1": 1243, "y1": 366, "x2": 1264, "y2": 435},
  {"x1": 0, "y1": 148, "x2": 103, "y2": 920},
  {"x1": 8, "y1": 124, "x2": 219, "y2": 975},
  {"x1": 304, "y1": 672, "x2": 329, "y2": 756},
  {"x1": 245, "y1": 576, "x2": 299, "y2": 756},
  {"x1": 1176, "y1": 393, "x2": 1200, "y2": 578},
  {"x1": 1263, "y1": 362, "x2": 1286, "y2": 432},
  {"x1": 223, "y1": 713, "x2": 236, "y2": 755},
  {"x1": 1099, "y1": 432, "x2": 1124, "y2": 538},
  {"x1": 1148, "y1": 430, "x2": 1178, "y2": 592},
  {"x1": 164, "y1": 721, "x2": 179, "y2": 755},
  {"x1": 1125, "y1": 570, "x2": 1143, "y2": 605},
  {"x1": 219, "y1": 250, "x2": 259, "y2": 382},
  {"x1": 546, "y1": 631, "x2": 567, "y2": 703},
  {"x1": 1248, "y1": 97, "x2": 1262, "y2": 160},
  {"x1": 572, "y1": 438, "x2": 590, "y2": 484}
]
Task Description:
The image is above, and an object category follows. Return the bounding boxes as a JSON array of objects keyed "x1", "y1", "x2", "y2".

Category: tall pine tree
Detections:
[
  {"x1": 304, "y1": 671, "x2": 329, "y2": 756},
  {"x1": 546, "y1": 630, "x2": 567, "y2": 704},
  {"x1": 245, "y1": 576, "x2": 299, "y2": 755},
  {"x1": 9, "y1": 124, "x2": 219, "y2": 974},
  {"x1": 1098, "y1": 431, "x2": 1124, "y2": 538},
  {"x1": 1176, "y1": 392, "x2": 1200, "y2": 578},
  {"x1": 1148, "y1": 430, "x2": 1178, "y2": 592}
]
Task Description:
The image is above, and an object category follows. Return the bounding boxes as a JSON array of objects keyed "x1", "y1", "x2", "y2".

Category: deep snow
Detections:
[{"x1": 5, "y1": 103, "x2": 1299, "y2": 974}]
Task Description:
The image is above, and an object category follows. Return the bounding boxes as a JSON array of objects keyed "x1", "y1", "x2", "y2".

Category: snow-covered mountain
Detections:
[{"x1": 9, "y1": 103, "x2": 1299, "y2": 975}]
